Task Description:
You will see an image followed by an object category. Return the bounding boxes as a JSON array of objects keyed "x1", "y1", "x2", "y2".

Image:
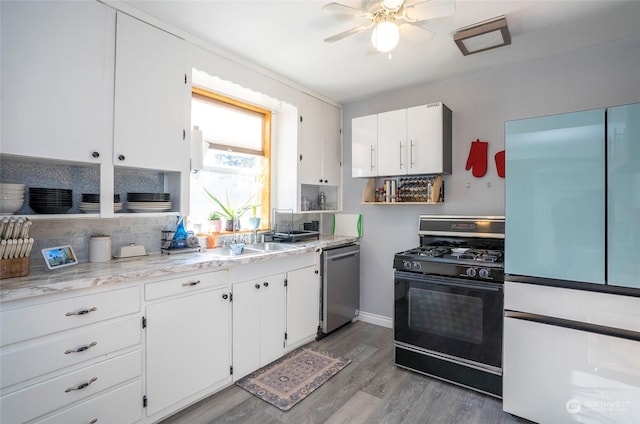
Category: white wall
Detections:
[{"x1": 342, "y1": 36, "x2": 640, "y2": 322}]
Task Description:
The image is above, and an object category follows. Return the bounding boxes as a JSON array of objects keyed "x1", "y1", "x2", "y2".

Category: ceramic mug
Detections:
[{"x1": 90, "y1": 235, "x2": 111, "y2": 262}]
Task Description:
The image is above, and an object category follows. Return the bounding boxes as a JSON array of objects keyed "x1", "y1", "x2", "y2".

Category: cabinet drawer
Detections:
[
  {"x1": 1, "y1": 349, "x2": 141, "y2": 424},
  {"x1": 1, "y1": 317, "x2": 141, "y2": 389},
  {"x1": 1, "y1": 286, "x2": 140, "y2": 346},
  {"x1": 34, "y1": 379, "x2": 143, "y2": 424},
  {"x1": 145, "y1": 270, "x2": 227, "y2": 301}
]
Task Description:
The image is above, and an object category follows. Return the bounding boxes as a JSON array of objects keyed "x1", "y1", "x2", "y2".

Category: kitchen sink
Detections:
[
  {"x1": 208, "y1": 246, "x2": 264, "y2": 257},
  {"x1": 245, "y1": 242, "x2": 297, "y2": 252}
]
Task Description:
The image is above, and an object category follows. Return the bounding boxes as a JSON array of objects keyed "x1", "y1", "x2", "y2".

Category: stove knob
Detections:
[
  {"x1": 466, "y1": 268, "x2": 477, "y2": 278},
  {"x1": 403, "y1": 260, "x2": 412, "y2": 270},
  {"x1": 479, "y1": 268, "x2": 490, "y2": 279},
  {"x1": 412, "y1": 261, "x2": 422, "y2": 271}
]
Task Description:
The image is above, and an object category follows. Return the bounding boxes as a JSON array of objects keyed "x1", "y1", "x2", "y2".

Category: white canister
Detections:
[{"x1": 90, "y1": 235, "x2": 111, "y2": 263}]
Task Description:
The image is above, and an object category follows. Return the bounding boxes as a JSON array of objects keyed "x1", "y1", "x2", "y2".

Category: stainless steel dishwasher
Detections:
[{"x1": 318, "y1": 243, "x2": 360, "y2": 338}]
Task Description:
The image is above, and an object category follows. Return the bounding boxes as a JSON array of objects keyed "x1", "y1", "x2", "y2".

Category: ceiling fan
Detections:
[{"x1": 323, "y1": 0, "x2": 455, "y2": 53}]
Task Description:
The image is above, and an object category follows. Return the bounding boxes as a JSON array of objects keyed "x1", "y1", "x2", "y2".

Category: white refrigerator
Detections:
[{"x1": 503, "y1": 103, "x2": 640, "y2": 423}]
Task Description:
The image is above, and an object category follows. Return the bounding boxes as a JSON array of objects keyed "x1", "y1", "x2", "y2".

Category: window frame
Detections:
[{"x1": 192, "y1": 86, "x2": 272, "y2": 230}]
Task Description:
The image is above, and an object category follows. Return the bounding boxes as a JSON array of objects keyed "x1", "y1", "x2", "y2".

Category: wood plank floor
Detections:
[{"x1": 159, "y1": 321, "x2": 532, "y2": 424}]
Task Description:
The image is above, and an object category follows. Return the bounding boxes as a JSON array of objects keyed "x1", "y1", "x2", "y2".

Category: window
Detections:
[{"x1": 190, "y1": 87, "x2": 271, "y2": 233}]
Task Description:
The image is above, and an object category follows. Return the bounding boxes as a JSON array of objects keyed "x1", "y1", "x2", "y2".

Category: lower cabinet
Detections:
[
  {"x1": 286, "y1": 265, "x2": 320, "y2": 350},
  {"x1": 232, "y1": 273, "x2": 286, "y2": 380},
  {"x1": 144, "y1": 273, "x2": 231, "y2": 417}
]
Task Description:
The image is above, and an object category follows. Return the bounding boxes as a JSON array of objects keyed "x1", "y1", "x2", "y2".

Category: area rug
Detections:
[{"x1": 235, "y1": 346, "x2": 351, "y2": 411}]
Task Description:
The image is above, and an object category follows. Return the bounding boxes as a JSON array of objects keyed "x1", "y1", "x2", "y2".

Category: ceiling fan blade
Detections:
[
  {"x1": 324, "y1": 23, "x2": 373, "y2": 43},
  {"x1": 399, "y1": 22, "x2": 436, "y2": 44},
  {"x1": 402, "y1": 0, "x2": 455, "y2": 23},
  {"x1": 322, "y1": 2, "x2": 371, "y2": 19}
]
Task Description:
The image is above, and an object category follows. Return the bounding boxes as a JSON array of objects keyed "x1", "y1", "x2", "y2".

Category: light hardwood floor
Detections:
[{"x1": 160, "y1": 321, "x2": 531, "y2": 424}]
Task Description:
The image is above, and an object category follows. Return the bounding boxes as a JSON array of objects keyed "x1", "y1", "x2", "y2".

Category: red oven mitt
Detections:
[
  {"x1": 465, "y1": 139, "x2": 488, "y2": 177},
  {"x1": 495, "y1": 150, "x2": 505, "y2": 178}
]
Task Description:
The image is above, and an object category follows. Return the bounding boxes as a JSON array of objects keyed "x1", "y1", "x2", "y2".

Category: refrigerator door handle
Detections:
[{"x1": 505, "y1": 310, "x2": 640, "y2": 342}]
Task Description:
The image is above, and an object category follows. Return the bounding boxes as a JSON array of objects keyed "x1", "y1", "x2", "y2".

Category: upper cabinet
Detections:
[
  {"x1": 275, "y1": 94, "x2": 342, "y2": 212},
  {"x1": 352, "y1": 102, "x2": 452, "y2": 178},
  {"x1": 1, "y1": 1, "x2": 115, "y2": 164},
  {"x1": 352, "y1": 114, "x2": 378, "y2": 177},
  {"x1": 299, "y1": 93, "x2": 342, "y2": 186},
  {"x1": 113, "y1": 12, "x2": 191, "y2": 172}
]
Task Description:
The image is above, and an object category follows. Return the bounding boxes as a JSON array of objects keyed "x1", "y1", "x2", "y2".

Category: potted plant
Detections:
[
  {"x1": 204, "y1": 188, "x2": 253, "y2": 232},
  {"x1": 208, "y1": 211, "x2": 222, "y2": 233},
  {"x1": 247, "y1": 204, "x2": 261, "y2": 230}
]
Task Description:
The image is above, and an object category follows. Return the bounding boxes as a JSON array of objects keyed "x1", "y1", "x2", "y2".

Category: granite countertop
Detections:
[{"x1": 0, "y1": 235, "x2": 358, "y2": 303}]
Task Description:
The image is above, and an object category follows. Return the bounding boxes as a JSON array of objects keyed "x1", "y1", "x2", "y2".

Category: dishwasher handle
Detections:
[{"x1": 327, "y1": 251, "x2": 359, "y2": 261}]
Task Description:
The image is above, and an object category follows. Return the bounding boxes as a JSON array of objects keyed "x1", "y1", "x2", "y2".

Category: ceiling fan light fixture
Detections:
[
  {"x1": 372, "y1": 21, "x2": 400, "y2": 53},
  {"x1": 382, "y1": 0, "x2": 404, "y2": 12},
  {"x1": 453, "y1": 15, "x2": 511, "y2": 56}
]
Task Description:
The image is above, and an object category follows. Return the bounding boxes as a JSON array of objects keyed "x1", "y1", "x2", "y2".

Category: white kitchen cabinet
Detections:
[
  {"x1": 286, "y1": 264, "x2": 320, "y2": 350},
  {"x1": 378, "y1": 103, "x2": 452, "y2": 176},
  {"x1": 0, "y1": 286, "x2": 143, "y2": 424},
  {"x1": 275, "y1": 94, "x2": 341, "y2": 212},
  {"x1": 299, "y1": 93, "x2": 342, "y2": 186},
  {"x1": 113, "y1": 12, "x2": 191, "y2": 173},
  {"x1": 377, "y1": 109, "x2": 407, "y2": 176},
  {"x1": 232, "y1": 273, "x2": 286, "y2": 380},
  {"x1": 0, "y1": 0, "x2": 115, "y2": 164},
  {"x1": 144, "y1": 271, "x2": 231, "y2": 416},
  {"x1": 353, "y1": 102, "x2": 452, "y2": 178},
  {"x1": 351, "y1": 114, "x2": 378, "y2": 177}
]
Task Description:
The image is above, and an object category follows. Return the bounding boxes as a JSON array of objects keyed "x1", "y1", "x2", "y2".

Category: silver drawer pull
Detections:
[
  {"x1": 181, "y1": 280, "x2": 201, "y2": 287},
  {"x1": 65, "y1": 307, "x2": 98, "y2": 317},
  {"x1": 65, "y1": 377, "x2": 97, "y2": 392},
  {"x1": 89, "y1": 419, "x2": 97, "y2": 424},
  {"x1": 65, "y1": 341, "x2": 97, "y2": 354}
]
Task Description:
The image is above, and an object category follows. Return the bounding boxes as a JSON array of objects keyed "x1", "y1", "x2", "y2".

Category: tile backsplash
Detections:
[{"x1": 28, "y1": 215, "x2": 177, "y2": 267}]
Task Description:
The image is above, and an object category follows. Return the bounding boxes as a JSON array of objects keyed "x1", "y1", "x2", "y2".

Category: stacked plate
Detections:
[
  {"x1": 0, "y1": 183, "x2": 25, "y2": 215},
  {"x1": 29, "y1": 187, "x2": 72, "y2": 214},
  {"x1": 127, "y1": 192, "x2": 172, "y2": 212},
  {"x1": 79, "y1": 193, "x2": 122, "y2": 213}
]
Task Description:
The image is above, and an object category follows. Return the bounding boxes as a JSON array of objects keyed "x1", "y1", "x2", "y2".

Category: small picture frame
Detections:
[{"x1": 41, "y1": 245, "x2": 78, "y2": 270}]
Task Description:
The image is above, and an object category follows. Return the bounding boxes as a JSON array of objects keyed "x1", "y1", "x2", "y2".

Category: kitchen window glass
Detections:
[{"x1": 190, "y1": 88, "x2": 271, "y2": 232}]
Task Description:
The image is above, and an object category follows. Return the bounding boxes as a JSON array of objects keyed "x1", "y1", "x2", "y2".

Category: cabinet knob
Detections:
[
  {"x1": 324, "y1": 179, "x2": 328, "y2": 183},
  {"x1": 315, "y1": 270, "x2": 319, "y2": 274},
  {"x1": 91, "y1": 151, "x2": 100, "y2": 158},
  {"x1": 118, "y1": 154, "x2": 125, "y2": 161},
  {"x1": 319, "y1": 179, "x2": 323, "y2": 183},
  {"x1": 263, "y1": 282, "x2": 269, "y2": 288},
  {"x1": 222, "y1": 293, "x2": 229, "y2": 300},
  {"x1": 255, "y1": 283, "x2": 261, "y2": 289}
]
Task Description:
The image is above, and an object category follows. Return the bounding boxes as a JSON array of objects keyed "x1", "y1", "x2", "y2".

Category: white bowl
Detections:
[
  {"x1": 0, "y1": 198, "x2": 24, "y2": 214},
  {"x1": 1, "y1": 193, "x2": 24, "y2": 200},
  {"x1": 0, "y1": 188, "x2": 25, "y2": 195},
  {"x1": 0, "y1": 183, "x2": 25, "y2": 190}
]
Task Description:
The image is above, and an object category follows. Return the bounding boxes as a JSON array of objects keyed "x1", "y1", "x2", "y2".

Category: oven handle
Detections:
[{"x1": 395, "y1": 271, "x2": 503, "y2": 292}]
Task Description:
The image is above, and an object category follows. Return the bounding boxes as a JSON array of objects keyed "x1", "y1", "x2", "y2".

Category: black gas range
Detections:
[{"x1": 394, "y1": 215, "x2": 505, "y2": 398}]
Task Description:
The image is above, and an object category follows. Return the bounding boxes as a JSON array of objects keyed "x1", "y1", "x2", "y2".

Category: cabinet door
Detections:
[
  {"x1": 377, "y1": 109, "x2": 407, "y2": 176},
  {"x1": 1, "y1": 1, "x2": 114, "y2": 163},
  {"x1": 232, "y1": 279, "x2": 262, "y2": 379},
  {"x1": 407, "y1": 104, "x2": 444, "y2": 174},
  {"x1": 146, "y1": 287, "x2": 231, "y2": 416},
  {"x1": 352, "y1": 115, "x2": 378, "y2": 177},
  {"x1": 607, "y1": 103, "x2": 640, "y2": 289},
  {"x1": 114, "y1": 12, "x2": 190, "y2": 172},
  {"x1": 505, "y1": 109, "x2": 605, "y2": 283},
  {"x1": 286, "y1": 266, "x2": 320, "y2": 348},
  {"x1": 322, "y1": 103, "x2": 342, "y2": 185},
  {"x1": 258, "y1": 274, "x2": 286, "y2": 367},
  {"x1": 299, "y1": 94, "x2": 325, "y2": 185}
]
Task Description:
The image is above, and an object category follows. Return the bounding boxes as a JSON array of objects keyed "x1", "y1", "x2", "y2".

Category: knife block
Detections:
[{"x1": 0, "y1": 257, "x2": 30, "y2": 279}]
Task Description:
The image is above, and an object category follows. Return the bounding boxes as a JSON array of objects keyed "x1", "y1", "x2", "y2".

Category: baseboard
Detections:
[{"x1": 357, "y1": 311, "x2": 393, "y2": 329}]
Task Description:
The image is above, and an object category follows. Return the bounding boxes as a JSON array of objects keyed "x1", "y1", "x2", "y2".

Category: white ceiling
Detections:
[{"x1": 120, "y1": 0, "x2": 640, "y2": 104}]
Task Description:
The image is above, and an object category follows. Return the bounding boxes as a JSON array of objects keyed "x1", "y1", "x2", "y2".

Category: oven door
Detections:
[{"x1": 394, "y1": 270, "x2": 503, "y2": 369}]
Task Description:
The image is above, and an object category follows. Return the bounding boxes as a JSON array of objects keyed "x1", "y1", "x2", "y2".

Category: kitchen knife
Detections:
[
  {"x1": 16, "y1": 239, "x2": 24, "y2": 258},
  {"x1": 0, "y1": 240, "x2": 6, "y2": 258},
  {"x1": 25, "y1": 238, "x2": 34, "y2": 257},
  {"x1": 12, "y1": 218, "x2": 23, "y2": 239},
  {"x1": 2, "y1": 221, "x2": 13, "y2": 240},
  {"x1": 0, "y1": 217, "x2": 7, "y2": 238},
  {"x1": 6, "y1": 240, "x2": 16, "y2": 259}
]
